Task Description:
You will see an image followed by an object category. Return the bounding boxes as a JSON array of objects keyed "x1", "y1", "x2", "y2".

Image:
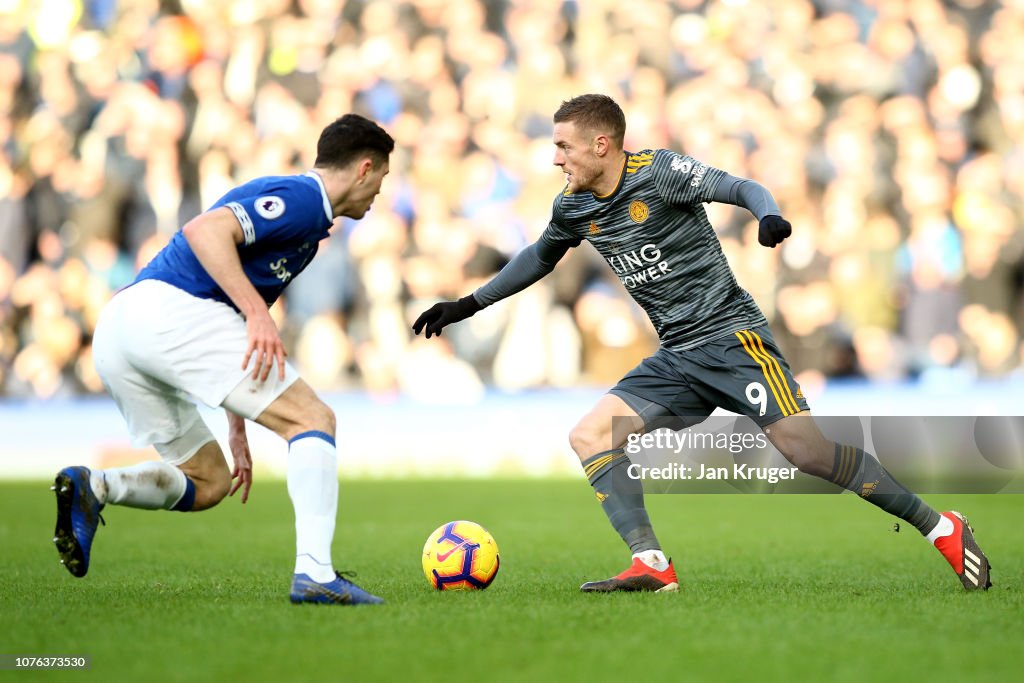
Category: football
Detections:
[{"x1": 421, "y1": 520, "x2": 500, "y2": 590}]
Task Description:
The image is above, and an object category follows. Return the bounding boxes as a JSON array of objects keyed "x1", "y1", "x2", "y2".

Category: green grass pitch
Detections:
[{"x1": 1, "y1": 480, "x2": 1021, "y2": 682}]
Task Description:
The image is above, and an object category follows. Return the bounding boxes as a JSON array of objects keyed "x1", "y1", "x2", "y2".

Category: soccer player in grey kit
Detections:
[{"x1": 414, "y1": 94, "x2": 991, "y2": 593}]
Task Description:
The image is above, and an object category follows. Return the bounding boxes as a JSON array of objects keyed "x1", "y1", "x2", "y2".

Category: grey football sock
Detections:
[
  {"x1": 581, "y1": 449, "x2": 661, "y2": 553},
  {"x1": 829, "y1": 443, "x2": 941, "y2": 534}
]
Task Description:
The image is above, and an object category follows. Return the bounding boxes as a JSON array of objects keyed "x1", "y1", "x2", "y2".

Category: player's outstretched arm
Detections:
[
  {"x1": 711, "y1": 174, "x2": 792, "y2": 248},
  {"x1": 182, "y1": 208, "x2": 287, "y2": 381},
  {"x1": 412, "y1": 237, "x2": 571, "y2": 339}
]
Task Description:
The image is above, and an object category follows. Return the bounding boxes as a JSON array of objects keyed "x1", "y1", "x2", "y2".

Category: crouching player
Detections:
[{"x1": 53, "y1": 114, "x2": 393, "y2": 605}]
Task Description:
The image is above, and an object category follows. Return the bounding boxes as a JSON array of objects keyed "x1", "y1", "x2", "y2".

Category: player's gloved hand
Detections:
[
  {"x1": 758, "y1": 215, "x2": 792, "y2": 248},
  {"x1": 412, "y1": 295, "x2": 483, "y2": 338}
]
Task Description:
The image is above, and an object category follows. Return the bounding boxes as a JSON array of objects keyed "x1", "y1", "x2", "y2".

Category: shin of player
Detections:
[
  {"x1": 570, "y1": 395, "x2": 678, "y2": 592},
  {"x1": 765, "y1": 414, "x2": 991, "y2": 590}
]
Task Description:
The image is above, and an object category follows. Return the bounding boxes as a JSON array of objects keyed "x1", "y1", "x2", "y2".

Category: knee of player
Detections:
[
  {"x1": 568, "y1": 422, "x2": 606, "y2": 460},
  {"x1": 288, "y1": 399, "x2": 336, "y2": 439},
  {"x1": 308, "y1": 400, "x2": 336, "y2": 436},
  {"x1": 191, "y1": 470, "x2": 232, "y2": 511}
]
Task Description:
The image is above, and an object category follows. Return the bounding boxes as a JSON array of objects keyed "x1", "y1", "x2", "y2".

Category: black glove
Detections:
[
  {"x1": 412, "y1": 295, "x2": 483, "y2": 338},
  {"x1": 758, "y1": 215, "x2": 792, "y2": 248}
]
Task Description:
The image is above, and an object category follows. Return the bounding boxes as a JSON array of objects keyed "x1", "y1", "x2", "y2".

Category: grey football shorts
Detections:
[{"x1": 610, "y1": 325, "x2": 810, "y2": 430}]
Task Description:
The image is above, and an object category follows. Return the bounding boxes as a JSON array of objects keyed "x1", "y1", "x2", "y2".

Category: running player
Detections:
[
  {"x1": 413, "y1": 94, "x2": 990, "y2": 593},
  {"x1": 53, "y1": 114, "x2": 393, "y2": 605}
]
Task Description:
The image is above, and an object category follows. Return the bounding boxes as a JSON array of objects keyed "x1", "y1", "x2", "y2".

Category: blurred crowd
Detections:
[{"x1": 2, "y1": 0, "x2": 1024, "y2": 402}]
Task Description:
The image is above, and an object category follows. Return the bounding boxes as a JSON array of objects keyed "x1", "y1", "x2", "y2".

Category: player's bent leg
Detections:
[
  {"x1": 765, "y1": 412, "x2": 991, "y2": 590},
  {"x1": 100, "y1": 417, "x2": 218, "y2": 512},
  {"x1": 761, "y1": 411, "x2": 832, "y2": 478},
  {"x1": 176, "y1": 441, "x2": 232, "y2": 511},
  {"x1": 571, "y1": 394, "x2": 678, "y2": 593},
  {"x1": 246, "y1": 380, "x2": 383, "y2": 605},
  {"x1": 52, "y1": 420, "x2": 216, "y2": 577}
]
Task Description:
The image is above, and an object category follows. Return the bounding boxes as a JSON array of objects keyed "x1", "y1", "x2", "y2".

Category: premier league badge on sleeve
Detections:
[
  {"x1": 669, "y1": 156, "x2": 692, "y2": 174},
  {"x1": 255, "y1": 196, "x2": 286, "y2": 220}
]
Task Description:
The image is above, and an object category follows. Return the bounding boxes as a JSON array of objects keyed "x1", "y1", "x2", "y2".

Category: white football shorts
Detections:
[{"x1": 92, "y1": 280, "x2": 300, "y2": 464}]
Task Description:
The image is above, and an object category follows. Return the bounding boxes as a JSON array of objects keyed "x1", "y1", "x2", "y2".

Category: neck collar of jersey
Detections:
[
  {"x1": 592, "y1": 152, "x2": 628, "y2": 203},
  {"x1": 305, "y1": 171, "x2": 334, "y2": 222}
]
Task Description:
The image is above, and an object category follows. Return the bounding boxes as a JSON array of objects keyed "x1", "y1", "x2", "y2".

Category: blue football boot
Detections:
[
  {"x1": 52, "y1": 466, "x2": 105, "y2": 578},
  {"x1": 290, "y1": 571, "x2": 385, "y2": 605}
]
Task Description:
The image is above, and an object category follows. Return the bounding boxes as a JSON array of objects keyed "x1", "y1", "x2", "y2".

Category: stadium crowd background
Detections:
[{"x1": 1, "y1": 0, "x2": 1023, "y2": 403}]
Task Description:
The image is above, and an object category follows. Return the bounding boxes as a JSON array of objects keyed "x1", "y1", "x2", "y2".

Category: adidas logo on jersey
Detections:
[{"x1": 589, "y1": 221, "x2": 601, "y2": 235}]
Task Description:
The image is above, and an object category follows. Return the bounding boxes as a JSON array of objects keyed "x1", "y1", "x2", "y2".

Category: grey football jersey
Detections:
[{"x1": 541, "y1": 149, "x2": 766, "y2": 350}]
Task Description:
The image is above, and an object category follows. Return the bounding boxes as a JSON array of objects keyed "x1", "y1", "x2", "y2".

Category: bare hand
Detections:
[
  {"x1": 227, "y1": 424, "x2": 253, "y2": 504},
  {"x1": 242, "y1": 309, "x2": 287, "y2": 382}
]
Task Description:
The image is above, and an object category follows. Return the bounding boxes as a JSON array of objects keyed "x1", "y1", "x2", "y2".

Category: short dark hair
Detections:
[
  {"x1": 553, "y1": 94, "x2": 626, "y2": 149},
  {"x1": 314, "y1": 114, "x2": 395, "y2": 169}
]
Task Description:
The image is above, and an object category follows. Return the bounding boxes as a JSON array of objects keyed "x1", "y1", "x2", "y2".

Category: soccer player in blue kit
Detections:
[
  {"x1": 414, "y1": 95, "x2": 991, "y2": 593},
  {"x1": 53, "y1": 114, "x2": 392, "y2": 605}
]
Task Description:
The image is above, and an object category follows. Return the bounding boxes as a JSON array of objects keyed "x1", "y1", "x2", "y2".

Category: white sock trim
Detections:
[
  {"x1": 926, "y1": 514, "x2": 955, "y2": 544},
  {"x1": 633, "y1": 549, "x2": 669, "y2": 572}
]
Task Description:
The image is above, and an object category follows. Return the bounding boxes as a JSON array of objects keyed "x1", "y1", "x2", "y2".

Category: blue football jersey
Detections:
[{"x1": 135, "y1": 172, "x2": 334, "y2": 309}]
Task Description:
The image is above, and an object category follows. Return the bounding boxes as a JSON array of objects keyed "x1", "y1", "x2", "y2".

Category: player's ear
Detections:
[
  {"x1": 356, "y1": 157, "x2": 374, "y2": 181},
  {"x1": 593, "y1": 134, "x2": 610, "y2": 157}
]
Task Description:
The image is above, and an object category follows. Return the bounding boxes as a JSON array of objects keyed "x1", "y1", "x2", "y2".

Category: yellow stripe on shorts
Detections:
[
  {"x1": 735, "y1": 331, "x2": 794, "y2": 417},
  {"x1": 748, "y1": 330, "x2": 800, "y2": 415}
]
